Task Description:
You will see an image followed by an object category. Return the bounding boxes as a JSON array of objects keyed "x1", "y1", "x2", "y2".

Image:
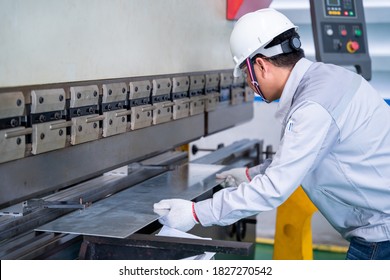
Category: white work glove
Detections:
[
  {"x1": 153, "y1": 199, "x2": 199, "y2": 232},
  {"x1": 216, "y1": 167, "x2": 250, "y2": 187}
]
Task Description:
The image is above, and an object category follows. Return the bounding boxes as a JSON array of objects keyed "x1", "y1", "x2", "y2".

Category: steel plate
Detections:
[{"x1": 36, "y1": 163, "x2": 224, "y2": 238}]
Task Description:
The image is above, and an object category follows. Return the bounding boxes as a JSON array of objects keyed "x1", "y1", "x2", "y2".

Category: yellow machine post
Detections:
[{"x1": 273, "y1": 186, "x2": 317, "y2": 260}]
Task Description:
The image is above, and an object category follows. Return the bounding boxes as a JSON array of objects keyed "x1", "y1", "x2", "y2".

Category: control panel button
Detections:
[
  {"x1": 339, "y1": 25, "x2": 347, "y2": 36},
  {"x1": 354, "y1": 28, "x2": 362, "y2": 37},
  {"x1": 326, "y1": 28, "x2": 334, "y2": 36},
  {"x1": 333, "y1": 39, "x2": 342, "y2": 51},
  {"x1": 346, "y1": 40, "x2": 360, "y2": 53}
]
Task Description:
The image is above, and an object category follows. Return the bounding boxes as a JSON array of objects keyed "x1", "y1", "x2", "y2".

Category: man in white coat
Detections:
[{"x1": 154, "y1": 8, "x2": 390, "y2": 260}]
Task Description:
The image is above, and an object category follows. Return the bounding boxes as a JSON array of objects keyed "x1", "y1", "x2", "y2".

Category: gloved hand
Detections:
[
  {"x1": 216, "y1": 167, "x2": 250, "y2": 187},
  {"x1": 153, "y1": 199, "x2": 199, "y2": 232},
  {"x1": 218, "y1": 175, "x2": 239, "y2": 188}
]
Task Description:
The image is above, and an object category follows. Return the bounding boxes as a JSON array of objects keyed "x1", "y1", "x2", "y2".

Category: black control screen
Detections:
[{"x1": 324, "y1": 0, "x2": 357, "y2": 18}]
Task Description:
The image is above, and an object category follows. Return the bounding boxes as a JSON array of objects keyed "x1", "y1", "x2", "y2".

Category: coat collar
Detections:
[{"x1": 275, "y1": 58, "x2": 313, "y2": 123}]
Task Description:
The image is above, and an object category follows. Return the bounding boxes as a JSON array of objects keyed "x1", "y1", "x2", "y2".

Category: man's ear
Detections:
[{"x1": 254, "y1": 57, "x2": 268, "y2": 77}]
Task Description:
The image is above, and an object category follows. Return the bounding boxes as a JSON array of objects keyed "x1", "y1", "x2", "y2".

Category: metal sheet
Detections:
[{"x1": 36, "y1": 163, "x2": 224, "y2": 238}]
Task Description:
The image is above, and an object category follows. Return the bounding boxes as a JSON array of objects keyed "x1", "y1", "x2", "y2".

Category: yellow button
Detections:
[{"x1": 329, "y1": 11, "x2": 341, "y2": 15}]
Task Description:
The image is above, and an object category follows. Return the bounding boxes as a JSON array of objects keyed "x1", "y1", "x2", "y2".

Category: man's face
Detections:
[
  {"x1": 241, "y1": 57, "x2": 285, "y2": 103},
  {"x1": 240, "y1": 62, "x2": 270, "y2": 102}
]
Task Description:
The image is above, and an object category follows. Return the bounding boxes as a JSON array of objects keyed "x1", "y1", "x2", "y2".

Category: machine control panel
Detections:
[{"x1": 310, "y1": 0, "x2": 371, "y2": 80}]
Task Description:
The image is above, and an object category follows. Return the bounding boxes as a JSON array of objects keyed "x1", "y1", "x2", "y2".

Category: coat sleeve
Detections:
[
  {"x1": 248, "y1": 158, "x2": 273, "y2": 178},
  {"x1": 195, "y1": 101, "x2": 334, "y2": 226}
]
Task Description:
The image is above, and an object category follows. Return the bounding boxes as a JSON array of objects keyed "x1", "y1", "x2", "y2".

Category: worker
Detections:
[{"x1": 153, "y1": 8, "x2": 390, "y2": 260}]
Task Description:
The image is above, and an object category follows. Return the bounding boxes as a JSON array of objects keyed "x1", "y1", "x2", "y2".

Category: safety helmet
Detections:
[{"x1": 230, "y1": 8, "x2": 298, "y2": 77}]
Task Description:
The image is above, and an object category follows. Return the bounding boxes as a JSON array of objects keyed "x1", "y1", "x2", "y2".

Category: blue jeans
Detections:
[{"x1": 346, "y1": 237, "x2": 390, "y2": 260}]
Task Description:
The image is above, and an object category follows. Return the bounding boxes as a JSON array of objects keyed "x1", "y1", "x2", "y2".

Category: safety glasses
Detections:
[{"x1": 240, "y1": 57, "x2": 270, "y2": 103}]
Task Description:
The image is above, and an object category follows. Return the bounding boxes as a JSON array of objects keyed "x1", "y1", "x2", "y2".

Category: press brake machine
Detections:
[{"x1": 0, "y1": 69, "x2": 264, "y2": 260}]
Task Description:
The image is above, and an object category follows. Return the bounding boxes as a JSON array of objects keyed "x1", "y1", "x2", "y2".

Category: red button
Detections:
[
  {"x1": 341, "y1": 29, "x2": 347, "y2": 36},
  {"x1": 346, "y1": 41, "x2": 360, "y2": 53}
]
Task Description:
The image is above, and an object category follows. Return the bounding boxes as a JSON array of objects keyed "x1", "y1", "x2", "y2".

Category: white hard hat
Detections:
[{"x1": 230, "y1": 8, "x2": 298, "y2": 77}]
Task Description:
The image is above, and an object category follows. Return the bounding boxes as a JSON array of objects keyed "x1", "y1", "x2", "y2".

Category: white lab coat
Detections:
[{"x1": 195, "y1": 58, "x2": 390, "y2": 242}]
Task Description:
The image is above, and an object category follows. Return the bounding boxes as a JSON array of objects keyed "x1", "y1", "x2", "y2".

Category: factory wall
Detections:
[{"x1": 0, "y1": 0, "x2": 235, "y2": 87}]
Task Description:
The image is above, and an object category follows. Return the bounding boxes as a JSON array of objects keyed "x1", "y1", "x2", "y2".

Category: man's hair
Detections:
[{"x1": 255, "y1": 28, "x2": 305, "y2": 68}]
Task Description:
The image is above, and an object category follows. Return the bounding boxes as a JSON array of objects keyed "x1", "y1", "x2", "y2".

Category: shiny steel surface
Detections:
[{"x1": 36, "y1": 163, "x2": 224, "y2": 238}]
